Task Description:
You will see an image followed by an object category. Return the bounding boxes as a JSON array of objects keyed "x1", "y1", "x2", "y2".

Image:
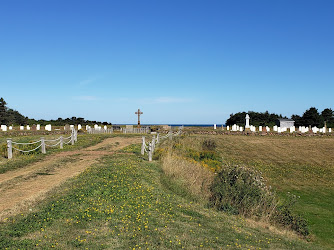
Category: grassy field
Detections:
[
  {"x1": 0, "y1": 133, "x2": 332, "y2": 249},
  {"x1": 174, "y1": 134, "x2": 334, "y2": 248},
  {"x1": 0, "y1": 142, "x2": 318, "y2": 249}
]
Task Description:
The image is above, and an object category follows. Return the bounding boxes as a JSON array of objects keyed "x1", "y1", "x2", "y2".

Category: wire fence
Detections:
[
  {"x1": 141, "y1": 128, "x2": 183, "y2": 161},
  {"x1": 7, "y1": 130, "x2": 78, "y2": 159}
]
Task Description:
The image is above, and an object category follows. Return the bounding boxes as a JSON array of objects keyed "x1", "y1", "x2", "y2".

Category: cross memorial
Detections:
[{"x1": 135, "y1": 109, "x2": 143, "y2": 128}]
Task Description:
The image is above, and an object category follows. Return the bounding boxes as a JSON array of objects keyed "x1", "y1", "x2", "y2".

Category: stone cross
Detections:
[{"x1": 135, "y1": 109, "x2": 143, "y2": 128}]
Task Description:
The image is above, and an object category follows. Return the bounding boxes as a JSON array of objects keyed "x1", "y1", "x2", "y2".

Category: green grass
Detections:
[
  {"x1": 0, "y1": 134, "x2": 112, "y2": 174},
  {"x1": 181, "y1": 134, "x2": 334, "y2": 248},
  {"x1": 0, "y1": 144, "x2": 320, "y2": 249}
]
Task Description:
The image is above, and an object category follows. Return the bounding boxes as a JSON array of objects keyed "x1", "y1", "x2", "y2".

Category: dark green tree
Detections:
[
  {"x1": 302, "y1": 107, "x2": 323, "y2": 127},
  {"x1": 321, "y1": 108, "x2": 334, "y2": 127},
  {"x1": 0, "y1": 97, "x2": 8, "y2": 124}
]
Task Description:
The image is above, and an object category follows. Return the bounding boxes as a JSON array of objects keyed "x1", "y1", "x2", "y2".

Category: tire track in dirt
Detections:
[{"x1": 0, "y1": 136, "x2": 141, "y2": 220}]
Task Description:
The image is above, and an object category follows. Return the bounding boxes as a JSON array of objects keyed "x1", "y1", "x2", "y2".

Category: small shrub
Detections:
[
  {"x1": 209, "y1": 165, "x2": 276, "y2": 217},
  {"x1": 202, "y1": 139, "x2": 216, "y2": 151},
  {"x1": 209, "y1": 165, "x2": 309, "y2": 236}
]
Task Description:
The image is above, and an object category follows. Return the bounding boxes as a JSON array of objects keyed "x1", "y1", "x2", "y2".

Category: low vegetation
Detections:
[
  {"x1": 0, "y1": 143, "x2": 316, "y2": 249},
  {"x1": 158, "y1": 134, "x2": 334, "y2": 248}
]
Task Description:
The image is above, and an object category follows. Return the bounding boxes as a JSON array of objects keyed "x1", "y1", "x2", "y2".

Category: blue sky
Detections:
[{"x1": 1, "y1": 0, "x2": 333, "y2": 124}]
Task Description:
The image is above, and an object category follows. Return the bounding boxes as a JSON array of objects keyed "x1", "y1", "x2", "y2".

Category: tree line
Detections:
[
  {"x1": 226, "y1": 107, "x2": 334, "y2": 128},
  {"x1": 0, "y1": 97, "x2": 112, "y2": 126}
]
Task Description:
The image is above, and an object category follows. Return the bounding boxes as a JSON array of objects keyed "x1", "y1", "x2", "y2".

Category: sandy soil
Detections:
[{"x1": 0, "y1": 136, "x2": 141, "y2": 220}]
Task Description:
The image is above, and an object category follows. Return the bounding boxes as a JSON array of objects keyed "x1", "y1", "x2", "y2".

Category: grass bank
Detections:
[{"x1": 166, "y1": 134, "x2": 333, "y2": 248}]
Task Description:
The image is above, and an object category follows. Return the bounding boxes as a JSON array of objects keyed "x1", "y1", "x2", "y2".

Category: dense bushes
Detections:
[
  {"x1": 209, "y1": 165, "x2": 309, "y2": 236},
  {"x1": 209, "y1": 165, "x2": 276, "y2": 217}
]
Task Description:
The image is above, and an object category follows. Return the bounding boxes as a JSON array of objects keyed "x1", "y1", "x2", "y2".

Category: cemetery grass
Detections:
[
  {"x1": 0, "y1": 145, "x2": 317, "y2": 249},
  {"x1": 0, "y1": 134, "x2": 123, "y2": 174},
  {"x1": 209, "y1": 134, "x2": 333, "y2": 248}
]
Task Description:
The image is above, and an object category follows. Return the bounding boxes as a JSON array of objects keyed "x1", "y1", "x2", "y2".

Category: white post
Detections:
[
  {"x1": 74, "y1": 130, "x2": 78, "y2": 142},
  {"x1": 169, "y1": 131, "x2": 173, "y2": 141},
  {"x1": 245, "y1": 114, "x2": 250, "y2": 128},
  {"x1": 157, "y1": 133, "x2": 160, "y2": 143},
  {"x1": 152, "y1": 135, "x2": 156, "y2": 152},
  {"x1": 148, "y1": 142, "x2": 152, "y2": 162},
  {"x1": 60, "y1": 136, "x2": 63, "y2": 149},
  {"x1": 7, "y1": 138, "x2": 12, "y2": 159},
  {"x1": 41, "y1": 137, "x2": 46, "y2": 154},
  {"x1": 141, "y1": 136, "x2": 145, "y2": 155},
  {"x1": 71, "y1": 132, "x2": 74, "y2": 145}
]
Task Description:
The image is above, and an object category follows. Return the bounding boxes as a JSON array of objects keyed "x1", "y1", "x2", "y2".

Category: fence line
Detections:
[
  {"x1": 123, "y1": 127, "x2": 150, "y2": 134},
  {"x1": 7, "y1": 130, "x2": 78, "y2": 159},
  {"x1": 141, "y1": 128, "x2": 183, "y2": 162},
  {"x1": 87, "y1": 128, "x2": 113, "y2": 134}
]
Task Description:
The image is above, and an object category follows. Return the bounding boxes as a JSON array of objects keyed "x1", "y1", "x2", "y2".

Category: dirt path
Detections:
[{"x1": 0, "y1": 136, "x2": 141, "y2": 220}]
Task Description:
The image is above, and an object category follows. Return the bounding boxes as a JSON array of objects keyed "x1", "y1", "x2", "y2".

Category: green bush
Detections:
[
  {"x1": 209, "y1": 165, "x2": 309, "y2": 236},
  {"x1": 209, "y1": 165, "x2": 276, "y2": 217},
  {"x1": 202, "y1": 139, "x2": 217, "y2": 151}
]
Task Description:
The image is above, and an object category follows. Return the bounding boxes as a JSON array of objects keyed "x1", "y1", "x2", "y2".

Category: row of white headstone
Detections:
[
  {"x1": 0, "y1": 124, "x2": 51, "y2": 131},
  {"x1": 224, "y1": 124, "x2": 332, "y2": 133},
  {"x1": 0, "y1": 124, "x2": 114, "y2": 132}
]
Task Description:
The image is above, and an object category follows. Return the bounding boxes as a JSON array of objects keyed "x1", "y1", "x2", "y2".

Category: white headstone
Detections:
[
  {"x1": 322, "y1": 127, "x2": 326, "y2": 133},
  {"x1": 78, "y1": 124, "x2": 82, "y2": 130},
  {"x1": 37, "y1": 124, "x2": 40, "y2": 130},
  {"x1": 26, "y1": 125, "x2": 30, "y2": 130},
  {"x1": 70, "y1": 125, "x2": 74, "y2": 130},
  {"x1": 214, "y1": 124, "x2": 216, "y2": 130},
  {"x1": 104, "y1": 125, "x2": 107, "y2": 130},
  {"x1": 259, "y1": 126, "x2": 262, "y2": 132},
  {"x1": 1, "y1": 125, "x2": 7, "y2": 131},
  {"x1": 45, "y1": 124, "x2": 52, "y2": 131},
  {"x1": 312, "y1": 126, "x2": 318, "y2": 133},
  {"x1": 245, "y1": 114, "x2": 250, "y2": 128},
  {"x1": 227, "y1": 125, "x2": 230, "y2": 131},
  {"x1": 232, "y1": 124, "x2": 237, "y2": 131},
  {"x1": 239, "y1": 127, "x2": 243, "y2": 132},
  {"x1": 20, "y1": 126, "x2": 24, "y2": 130},
  {"x1": 273, "y1": 125, "x2": 278, "y2": 132},
  {"x1": 9, "y1": 126, "x2": 13, "y2": 130},
  {"x1": 277, "y1": 127, "x2": 281, "y2": 133},
  {"x1": 329, "y1": 128, "x2": 332, "y2": 133},
  {"x1": 94, "y1": 124, "x2": 99, "y2": 129}
]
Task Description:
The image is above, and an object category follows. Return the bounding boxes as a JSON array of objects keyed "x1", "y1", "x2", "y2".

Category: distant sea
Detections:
[{"x1": 117, "y1": 124, "x2": 225, "y2": 127}]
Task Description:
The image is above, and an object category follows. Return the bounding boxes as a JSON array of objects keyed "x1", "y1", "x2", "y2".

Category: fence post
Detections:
[
  {"x1": 60, "y1": 136, "x2": 63, "y2": 149},
  {"x1": 141, "y1": 136, "x2": 145, "y2": 155},
  {"x1": 71, "y1": 131, "x2": 74, "y2": 145},
  {"x1": 148, "y1": 142, "x2": 152, "y2": 162},
  {"x1": 169, "y1": 131, "x2": 173, "y2": 141},
  {"x1": 157, "y1": 133, "x2": 160, "y2": 143},
  {"x1": 7, "y1": 138, "x2": 12, "y2": 159},
  {"x1": 152, "y1": 135, "x2": 156, "y2": 152},
  {"x1": 74, "y1": 130, "x2": 78, "y2": 142},
  {"x1": 41, "y1": 137, "x2": 46, "y2": 154}
]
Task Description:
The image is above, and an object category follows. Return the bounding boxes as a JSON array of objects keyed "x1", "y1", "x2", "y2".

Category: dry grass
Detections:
[{"x1": 161, "y1": 152, "x2": 214, "y2": 201}]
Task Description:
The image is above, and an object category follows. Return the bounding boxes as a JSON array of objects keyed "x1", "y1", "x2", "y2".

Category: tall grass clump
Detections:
[{"x1": 161, "y1": 152, "x2": 214, "y2": 201}]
